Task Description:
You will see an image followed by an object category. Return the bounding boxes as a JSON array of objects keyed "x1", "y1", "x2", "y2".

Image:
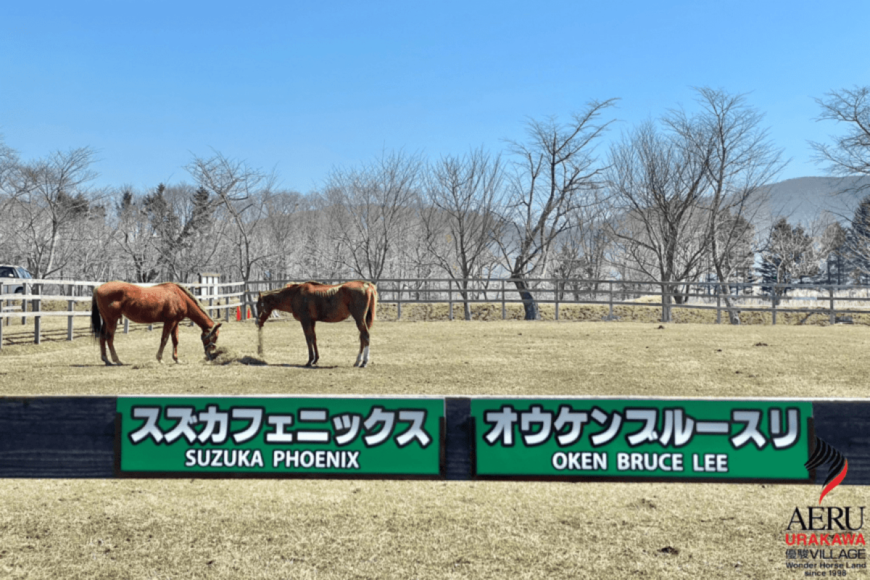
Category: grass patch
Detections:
[
  {"x1": 0, "y1": 319, "x2": 868, "y2": 578},
  {"x1": 1, "y1": 318, "x2": 868, "y2": 398},
  {"x1": 0, "y1": 479, "x2": 864, "y2": 579}
]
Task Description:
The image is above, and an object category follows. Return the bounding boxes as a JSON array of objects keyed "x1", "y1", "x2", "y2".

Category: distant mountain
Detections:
[{"x1": 759, "y1": 176, "x2": 870, "y2": 227}]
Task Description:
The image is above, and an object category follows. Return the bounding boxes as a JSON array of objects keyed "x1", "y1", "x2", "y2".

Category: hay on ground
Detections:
[{"x1": 209, "y1": 346, "x2": 267, "y2": 366}]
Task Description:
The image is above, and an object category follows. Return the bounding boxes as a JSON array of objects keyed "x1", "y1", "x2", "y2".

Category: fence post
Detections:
[
  {"x1": 448, "y1": 280, "x2": 453, "y2": 321},
  {"x1": 67, "y1": 284, "x2": 75, "y2": 341},
  {"x1": 33, "y1": 283, "x2": 41, "y2": 345},
  {"x1": 124, "y1": 317, "x2": 129, "y2": 334},
  {"x1": 397, "y1": 283, "x2": 402, "y2": 321},
  {"x1": 243, "y1": 282, "x2": 249, "y2": 322},
  {"x1": 716, "y1": 284, "x2": 722, "y2": 325},
  {"x1": 554, "y1": 281, "x2": 559, "y2": 321},
  {"x1": 829, "y1": 286, "x2": 836, "y2": 325},
  {"x1": 609, "y1": 281, "x2": 614, "y2": 319},
  {"x1": 21, "y1": 282, "x2": 28, "y2": 325},
  {"x1": 501, "y1": 280, "x2": 506, "y2": 320}
]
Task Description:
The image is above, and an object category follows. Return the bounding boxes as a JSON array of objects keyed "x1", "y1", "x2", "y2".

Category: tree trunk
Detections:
[
  {"x1": 718, "y1": 282, "x2": 741, "y2": 325},
  {"x1": 459, "y1": 284, "x2": 472, "y2": 321},
  {"x1": 513, "y1": 278, "x2": 540, "y2": 320},
  {"x1": 660, "y1": 283, "x2": 672, "y2": 323}
]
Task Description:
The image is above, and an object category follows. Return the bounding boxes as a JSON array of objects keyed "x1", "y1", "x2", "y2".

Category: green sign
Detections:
[
  {"x1": 117, "y1": 397, "x2": 443, "y2": 476},
  {"x1": 472, "y1": 399, "x2": 812, "y2": 480}
]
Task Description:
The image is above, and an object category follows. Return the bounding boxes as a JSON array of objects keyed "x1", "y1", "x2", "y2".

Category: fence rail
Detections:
[
  {"x1": 2, "y1": 277, "x2": 869, "y2": 348},
  {"x1": 0, "y1": 278, "x2": 245, "y2": 348},
  {"x1": 247, "y1": 278, "x2": 870, "y2": 324}
]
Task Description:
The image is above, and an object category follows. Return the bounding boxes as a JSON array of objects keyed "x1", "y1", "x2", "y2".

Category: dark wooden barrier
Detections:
[{"x1": 0, "y1": 397, "x2": 867, "y2": 484}]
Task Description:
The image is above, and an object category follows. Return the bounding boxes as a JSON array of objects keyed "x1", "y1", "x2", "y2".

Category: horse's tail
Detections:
[
  {"x1": 365, "y1": 283, "x2": 377, "y2": 330},
  {"x1": 90, "y1": 293, "x2": 103, "y2": 340}
]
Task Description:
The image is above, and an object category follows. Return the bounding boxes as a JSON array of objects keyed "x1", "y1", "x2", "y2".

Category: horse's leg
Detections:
[
  {"x1": 352, "y1": 313, "x2": 371, "y2": 368},
  {"x1": 99, "y1": 320, "x2": 112, "y2": 366},
  {"x1": 310, "y1": 321, "x2": 319, "y2": 366},
  {"x1": 171, "y1": 322, "x2": 181, "y2": 363},
  {"x1": 301, "y1": 320, "x2": 316, "y2": 367},
  {"x1": 156, "y1": 323, "x2": 172, "y2": 364},
  {"x1": 107, "y1": 318, "x2": 123, "y2": 365}
]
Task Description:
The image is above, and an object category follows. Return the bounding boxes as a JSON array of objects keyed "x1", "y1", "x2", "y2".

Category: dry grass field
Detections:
[{"x1": 0, "y1": 316, "x2": 868, "y2": 579}]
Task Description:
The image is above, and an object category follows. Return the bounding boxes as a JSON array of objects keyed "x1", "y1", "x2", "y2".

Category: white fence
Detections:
[
  {"x1": 0, "y1": 279, "x2": 244, "y2": 348},
  {"x1": 2, "y1": 277, "x2": 869, "y2": 348},
  {"x1": 244, "y1": 278, "x2": 870, "y2": 323}
]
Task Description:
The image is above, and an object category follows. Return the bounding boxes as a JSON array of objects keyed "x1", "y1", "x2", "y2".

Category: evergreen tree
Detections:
[
  {"x1": 758, "y1": 217, "x2": 814, "y2": 302},
  {"x1": 845, "y1": 195, "x2": 870, "y2": 284}
]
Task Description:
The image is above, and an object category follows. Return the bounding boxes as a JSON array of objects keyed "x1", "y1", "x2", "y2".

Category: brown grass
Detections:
[{"x1": 0, "y1": 318, "x2": 867, "y2": 579}]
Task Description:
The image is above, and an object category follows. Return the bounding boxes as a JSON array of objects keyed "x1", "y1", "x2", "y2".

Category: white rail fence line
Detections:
[
  {"x1": 0, "y1": 279, "x2": 244, "y2": 348},
  {"x1": 243, "y1": 278, "x2": 870, "y2": 323},
  {"x1": 2, "y1": 277, "x2": 869, "y2": 347}
]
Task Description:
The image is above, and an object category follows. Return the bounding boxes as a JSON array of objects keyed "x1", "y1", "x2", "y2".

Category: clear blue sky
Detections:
[{"x1": 1, "y1": 0, "x2": 868, "y2": 194}]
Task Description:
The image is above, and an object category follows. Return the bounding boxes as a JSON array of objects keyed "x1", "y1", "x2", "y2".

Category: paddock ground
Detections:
[{"x1": 0, "y1": 319, "x2": 868, "y2": 579}]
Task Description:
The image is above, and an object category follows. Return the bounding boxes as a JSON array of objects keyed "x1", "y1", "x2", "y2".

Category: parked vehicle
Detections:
[{"x1": 0, "y1": 265, "x2": 32, "y2": 295}]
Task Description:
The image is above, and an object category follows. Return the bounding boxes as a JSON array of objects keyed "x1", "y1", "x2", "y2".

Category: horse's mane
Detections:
[
  {"x1": 262, "y1": 280, "x2": 371, "y2": 300},
  {"x1": 168, "y1": 283, "x2": 211, "y2": 319}
]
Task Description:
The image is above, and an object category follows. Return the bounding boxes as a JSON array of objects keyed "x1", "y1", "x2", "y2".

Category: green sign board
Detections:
[
  {"x1": 471, "y1": 399, "x2": 813, "y2": 480},
  {"x1": 117, "y1": 397, "x2": 443, "y2": 476}
]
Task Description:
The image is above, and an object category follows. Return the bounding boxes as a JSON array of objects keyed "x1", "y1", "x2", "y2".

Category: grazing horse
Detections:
[
  {"x1": 91, "y1": 281, "x2": 222, "y2": 365},
  {"x1": 256, "y1": 280, "x2": 378, "y2": 367}
]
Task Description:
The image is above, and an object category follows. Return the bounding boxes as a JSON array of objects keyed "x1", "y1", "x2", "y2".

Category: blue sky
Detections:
[{"x1": 1, "y1": 1, "x2": 867, "y2": 194}]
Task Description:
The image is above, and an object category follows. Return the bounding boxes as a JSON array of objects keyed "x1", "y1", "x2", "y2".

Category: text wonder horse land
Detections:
[
  {"x1": 256, "y1": 280, "x2": 378, "y2": 367},
  {"x1": 91, "y1": 281, "x2": 222, "y2": 365}
]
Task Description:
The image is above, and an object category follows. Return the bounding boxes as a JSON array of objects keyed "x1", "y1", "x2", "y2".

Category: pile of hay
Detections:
[{"x1": 208, "y1": 346, "x2": 268, "y2": 366}]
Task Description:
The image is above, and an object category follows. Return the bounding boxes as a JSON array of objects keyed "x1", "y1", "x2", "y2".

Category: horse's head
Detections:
[
  {"x1": 201, "y1": 323, "x2": 222, "y2": 359},
  {"x1": 256, "y1": 293, "x2": 272, "y2": 328}
]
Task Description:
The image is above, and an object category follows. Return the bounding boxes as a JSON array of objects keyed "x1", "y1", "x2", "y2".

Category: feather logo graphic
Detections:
[{"x1": 804, "y1": 437, "x2": 848, "y2": 504}]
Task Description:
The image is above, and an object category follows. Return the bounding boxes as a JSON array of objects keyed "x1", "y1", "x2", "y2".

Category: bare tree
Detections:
[
  {"x1": 607, "y1": 121, "x2": 711, "y2": 321},
  {"x1": 260, "y1": 190, "x2": 304, "y2": 280},
  {"x1": 812, "y1": 86, "x2": 870, "y2": 191},
  {"x1": 422, "y1": 148, "x2": 504, "y2": 319},
  {"x1": 187, "y1": 153, "x2": 276, "y2": 283},
  {"x1": 497, "y1": 100, "x2": 617, "y2": 320},
  {"x1": 668, "y1": 88, "x2": 785, "y2": 324},
  {"x1": 551, "y1": 202, "x2": 613, "y2": 300},
  {"x1": 115, "y1": 187, "x2": 162, "y2": 282},
  {"x1": 323, "y1": 151, "x2": 422, "y2": 282},
  {"x1": 4, "y1": 147, "x2": 98, "y2": 278}
]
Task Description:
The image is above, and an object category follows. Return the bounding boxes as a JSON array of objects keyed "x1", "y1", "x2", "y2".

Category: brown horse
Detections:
[
  {"x1": 256, "y1": 280, "x2": 378, "y2": 367},
  {"x1": 91, "y1": 281, "x2": 222, "y2": 365}
]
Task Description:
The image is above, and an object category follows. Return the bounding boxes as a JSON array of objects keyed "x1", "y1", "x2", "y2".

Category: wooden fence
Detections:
[
  {"x1": 3, "y1": 277, "x2": 870, "y2": 348},
  {"x1": 244, "y1": 278, "x2": 870, "y2": 323},
  {"x1": 0, "y1": 279, "x2": 245, "y2": 348}
]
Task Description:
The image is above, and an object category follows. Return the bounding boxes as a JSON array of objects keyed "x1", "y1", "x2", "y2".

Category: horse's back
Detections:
[
  {"x1": 290, "y1": 281, "x2": 373, "y2": 323},
  {"x1": 95, "y1": 282, "x2": 185, "y2": 323}
]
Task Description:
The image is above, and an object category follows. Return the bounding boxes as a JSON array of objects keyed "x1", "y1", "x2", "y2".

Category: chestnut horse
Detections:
[
  {"x1": 256, "y1": 280, "x2": 377, "y2": 367},
  {"x1": 91, "y1": 281, "x2": 222, "y2": 365}
]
